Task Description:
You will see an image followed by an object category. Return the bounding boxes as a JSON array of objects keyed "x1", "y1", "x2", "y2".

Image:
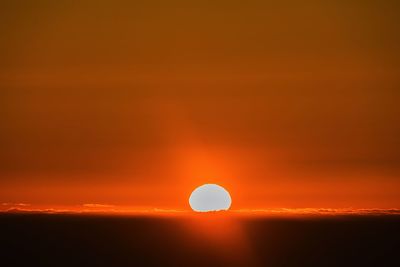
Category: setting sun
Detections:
[{"x1": 189, "y1": 184, "x2": 232, "y2": 212}]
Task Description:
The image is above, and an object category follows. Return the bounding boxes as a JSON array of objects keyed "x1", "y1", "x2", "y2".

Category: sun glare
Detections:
[{"x1": 189, "y1": 184, "x2": 232, "y2": 212}]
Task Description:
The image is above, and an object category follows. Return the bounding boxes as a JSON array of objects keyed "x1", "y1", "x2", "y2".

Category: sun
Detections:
[{"x1": 189, "y1": 184, "x2": 232, "y2": 212}]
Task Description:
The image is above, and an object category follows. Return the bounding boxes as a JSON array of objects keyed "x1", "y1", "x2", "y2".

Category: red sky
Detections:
[{"x1": 1, "y1": 0, "x2": 399, "y2": 210}]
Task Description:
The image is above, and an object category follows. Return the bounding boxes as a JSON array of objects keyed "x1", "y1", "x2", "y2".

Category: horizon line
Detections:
[{"x1": 1, "y1": 205, "x2": 399, "y2": 217}]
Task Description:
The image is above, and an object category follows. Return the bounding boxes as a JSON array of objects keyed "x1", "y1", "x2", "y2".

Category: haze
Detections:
[{"x1": 0, "y1": 0, "x2": 399, "y2": 210}]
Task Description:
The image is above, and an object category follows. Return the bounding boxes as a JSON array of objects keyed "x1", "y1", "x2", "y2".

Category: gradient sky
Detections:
[{"x1": 1, "y1": 0, "x2": 399, "y2": 210}]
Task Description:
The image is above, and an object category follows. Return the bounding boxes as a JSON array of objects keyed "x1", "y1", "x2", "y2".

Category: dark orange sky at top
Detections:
[{"x1": 0, "y1": 0, "x2": 399, "y2": 211}]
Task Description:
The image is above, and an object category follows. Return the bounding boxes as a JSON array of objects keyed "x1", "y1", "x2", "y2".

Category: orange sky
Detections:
[{"x1": 1, "y1": 0, "x2": 399, "y2": 210}]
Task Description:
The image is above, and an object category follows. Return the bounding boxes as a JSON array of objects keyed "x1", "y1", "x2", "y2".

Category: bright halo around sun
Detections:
[{"x1": 189, "y1": 184, "x2": 232, "y2": 212}]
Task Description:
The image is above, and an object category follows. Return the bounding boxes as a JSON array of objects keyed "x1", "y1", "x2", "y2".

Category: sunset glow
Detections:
[{"x1": 0, "y1": 0, "x2": 399, "y2": 214}]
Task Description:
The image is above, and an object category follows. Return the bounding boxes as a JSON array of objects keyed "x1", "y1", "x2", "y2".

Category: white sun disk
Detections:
[{"x1": 189, "y1": 184, "x2": 232, "y2": 212}]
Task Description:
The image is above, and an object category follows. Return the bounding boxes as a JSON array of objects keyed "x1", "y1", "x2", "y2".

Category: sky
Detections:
[{"x1": 0, "y1": 0, "x2": 399, "y2": 210}]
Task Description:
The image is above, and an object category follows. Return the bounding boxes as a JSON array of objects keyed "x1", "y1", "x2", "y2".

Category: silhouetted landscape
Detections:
[{"x1": 1, "y1": 214, "x2": 398, "y2": 267}]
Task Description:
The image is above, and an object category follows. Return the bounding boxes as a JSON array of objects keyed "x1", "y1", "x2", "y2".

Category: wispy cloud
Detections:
[
  {"x1": 3, "y1": 208, "x2": 73, "y2": 214},
  {"x1": 2, "y1": 203, "x2": 31, "y2": 207},
  {"x1": 234, "y1": 208, "x2": 400, "y2": 216},
  {"x1": 1, "y1": 206, "x2": 399, "y2": 216},
  {"x1": 82, "y1": 204, "x2": 115, "y2": 208}
]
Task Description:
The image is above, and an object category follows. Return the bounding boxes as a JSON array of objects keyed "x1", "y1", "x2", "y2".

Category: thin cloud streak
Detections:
[
  {"x1": 82, "y1": 204, "x2": 115, "y2": 208},
  {"x1": 234, "y1": 208, "x2": 400, "y2": 216},
  {"x1": 2, "y1": 203, "x2": 30, "y2": 206},
  {"x1": 0, "y1": 206, "x2": 399, "y2": 216}
]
